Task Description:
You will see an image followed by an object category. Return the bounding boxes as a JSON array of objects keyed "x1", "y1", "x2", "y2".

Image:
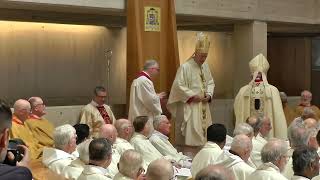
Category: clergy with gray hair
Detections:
[
  {"x1": 128, "y1": 59, "x2": 166, "y2": 130},
  {"x1": 282, "y1": 123, "x2": 318, "y2": 179},
  {"x1": 114, "y1": 149, "x2": 144, "y2": 180},
  {"x1": 248, "y1": 139, "x2": 288, "y2": 180},
  {"x1": 42, "y1": 124, "x2": 78, "y2": 174},
  {"x1": 247, "y1": 115, "x2": 272, "y2": 167},
  {"x1": 195, "y1": 164, "x2": 236, "y2": 180},
  {"x1": 215, "y1": 134, "x2": 255, "y2": 180},
  {"x1": 149, "y1": 115, "x2": 191, "y2": 168},
  {"x1": 292, "y1": 147, "x2": 319, "y2": 180}
]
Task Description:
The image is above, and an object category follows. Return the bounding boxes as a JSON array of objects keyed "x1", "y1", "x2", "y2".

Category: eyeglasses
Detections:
[
  {"x1": 169, "y1": 174, "x2": 177, "y2": 180},
  {"x1": 150, "y1": 67, "x2": 160, "y2": 71},
  {"x1": 137, "y1": 167, "x2": 145, "y2": 176}
]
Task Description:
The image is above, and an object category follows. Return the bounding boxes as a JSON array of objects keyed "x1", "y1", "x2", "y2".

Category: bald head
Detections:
[
  {"x1": 99, "y1": 124, "x2": 117, "y2": 144},
  {"x1": 195, "y1": 165, "x2": 236, "y2": 180},
  {"x1": 146, "y1": 159, "x2": 174, "y2": 180},
  {"x1": 303, "y1": 118, "x2": 318, "y2": 129},
  {"x1": 115, "y1": 119, "x2": 133, "y2": 140},
  {"x1": 13, "y1": 99, "x2": 31, "y2": 121}
]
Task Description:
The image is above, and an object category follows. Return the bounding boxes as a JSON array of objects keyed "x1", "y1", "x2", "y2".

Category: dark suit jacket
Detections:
[{"x1": 0, "y1": 163, "x2": 32, "y2": 180}]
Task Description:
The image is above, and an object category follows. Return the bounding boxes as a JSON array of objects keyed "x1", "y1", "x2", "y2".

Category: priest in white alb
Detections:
[
  {"x1": 248, "y1": 139, "x2": 289, "y2": 180},
  {"x1": 215, "y1": 134, "x2": 255, "y2": 180},
  {"x1": 167, "y1": 32, "x2": 215, "y2": 153},
  {"x1": 246, "y1": 115, "x2": 272, "y2": 167},
  {"x1": 234, "y1": 54, "x2": 287, "y2": 139},
  {"x1": 130, "y1": 116, "x2": 164, "y2": 169},
  {"x1": 79, "y1": 86, "x2": 116, "y2": 138},
  {"x1": 149, "y1": 115, "x2": 191, "y2": 168},
  {"x1": 128, "y1": 59, "x2": 166, "y2": 129},
  {"x1": 191, "y1": 124, "x2": 226, "y2": 177},
  {"x1": 114, "y1": 119, "x2": 134, "y2": 155}
]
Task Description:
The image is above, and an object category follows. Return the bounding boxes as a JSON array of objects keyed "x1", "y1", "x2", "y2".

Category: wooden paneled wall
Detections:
[
  {"x1": 0, "y1": 21, "x2": 126, "y2": 106},
  {"x1": 267, "y1": 37, "x2": 311, "y2": 96}
]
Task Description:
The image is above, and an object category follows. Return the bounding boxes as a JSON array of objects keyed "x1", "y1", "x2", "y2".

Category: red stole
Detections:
[
  {"x1": 137, "y1": 71, "x2": 151, "y2": 80},
  {"x1": 96, "y1": 106, "x2": 112, "y2": 124}
]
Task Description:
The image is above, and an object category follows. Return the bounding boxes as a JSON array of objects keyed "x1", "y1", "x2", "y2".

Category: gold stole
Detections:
[{"x1": 200, "y1": 67, "x2": 207, "y2": 137}]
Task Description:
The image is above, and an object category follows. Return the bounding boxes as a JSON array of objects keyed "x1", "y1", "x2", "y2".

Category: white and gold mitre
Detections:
[
  {"x1": 249, "y1": 53, "x2": 270, "y2": 74},
  {"x1": 195, "y1": 32, "x2": 210, "y2": 53}
]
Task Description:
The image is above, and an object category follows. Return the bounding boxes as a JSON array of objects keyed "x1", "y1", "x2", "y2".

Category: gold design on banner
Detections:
[{"x1": 144, "y1": 6, "x2": 161, "y2": 32}]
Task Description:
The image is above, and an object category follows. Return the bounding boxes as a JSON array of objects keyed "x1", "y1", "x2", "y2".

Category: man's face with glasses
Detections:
[{"x1": 94, "y1": 91, "x2": 107, "y2": 106}]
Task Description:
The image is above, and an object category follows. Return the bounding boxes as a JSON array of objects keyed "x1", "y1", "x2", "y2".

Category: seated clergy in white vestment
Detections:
[
  {"x1": 227, "y1": 122, "x2": 256, "y2": 169},
  {"x1": 215, "y1": 134, "x2": 255, "y2": 180},
  {"x1": 62, "y1": 139, "x2": 92, "y2": 179},
  {"x1": 282, "y1": 122, "x2": 318, "y2": 179},
  {"x1": 114, "y1": 119, "x2": 134, "y2": 155},
  {"x1": 146, "y1": 159, "x2": 175, "y2": 180},
  {"x1": 130, "y1": 116, "x2": 165, "y2": 169},
  {"x1": 291, "y1": 147, "x2": 319, "y2": 180},
  {"x1": 191, "y1": 124, "x2": 227, "y2": 177},
  {"x1": 246, "y1": 115, "x2": 272, "y2": 168},
  {"x1": 194, "y1": 164, "x2": 236, "y2": 180},
  {"x1": 42, "y1": 124, "x2": 77, "y2": 175},
  {"x1": 248, "y1": 139, "x2": 289, "y2": 180},
  {"x1": 149, "y1": 115, "x2": 191, "y2": 168},
  {"x1": 98, "y1": 124, "x2": 121, "y2": 178},
  {"x1": 113, "y1": 150, "x2": 145, "y2": 180},
  {"x1": 78, "y1": 138, "x2": 113, "y2": 180},
  {"x1": 224, "y1": 122, "x2": 255, "y2": 152}
]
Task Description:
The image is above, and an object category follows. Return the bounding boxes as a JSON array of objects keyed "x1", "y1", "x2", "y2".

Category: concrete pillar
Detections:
[{"x1": 233, "y1": 21, "x2": 267, "y2": 95}]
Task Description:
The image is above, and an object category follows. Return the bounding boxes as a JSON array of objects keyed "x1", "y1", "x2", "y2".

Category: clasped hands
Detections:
[{"x1": 190, "y1": 94, "x2": 211, "y2": 103}]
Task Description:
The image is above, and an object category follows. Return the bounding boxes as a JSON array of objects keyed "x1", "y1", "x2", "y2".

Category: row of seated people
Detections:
[
  {"x1": 30, "y1": 112, "x2": 320, "y2": 180},
  {"x1": 6, "y1": 95, "x2": 190, "y2": 179},
  {"x1": 6, "y1": 92, "x2": 320, "y2": 180},
  {"x1": 192, "y1": 115, "x2": 320, "y2": 180},
  {"x1": 42, "y1": 115, "x2": 191, "y2": 179},
  {"x1": 0, "y1": 99, "x2": 177, "y2": 180},
  {"x1": 281, "y1": 90, "x2": 320, "y2": 127}
]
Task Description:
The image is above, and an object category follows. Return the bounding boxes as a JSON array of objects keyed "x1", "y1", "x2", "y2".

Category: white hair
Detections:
[
  {"x1": 261, "y1": 139, "x2": 288, "y2": 164},
  {"x1": 118, "y1": 150, "x2": 143, "y2": 178},
  {"x1": 233, "y1": 123, "x2": 253, "y2": 137},
  {"x1": 231, "y1": 134, "x2": 252, "y2": 152},
  {"x1": 77, "y1": 139, "x2": 92, "y2": 164},
  {"x1": 143, "y1": 59, "x2": 158, "y2": 70},
  {"x1": 153, "y1": 115, "x2": 167, "y2": 130},
  {"x1": 288, "y1": 122, "x2": 312, "y2": 149},
  {"x1": 54, "y1": 124, "x2": 76, "y2": 150}
]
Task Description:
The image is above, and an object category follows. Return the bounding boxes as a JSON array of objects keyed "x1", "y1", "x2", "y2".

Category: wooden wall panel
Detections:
[
  {"x1": 267, "y1": 37, "x2": 311, "y2": 96},
  {"x1": 0, "y1": 21, "x2": 126, "y2": 106}
]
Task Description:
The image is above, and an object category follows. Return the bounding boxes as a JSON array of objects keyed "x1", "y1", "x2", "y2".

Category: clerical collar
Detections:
[
  {"x1": 88, "y1": 163, "x2": 109, "y2": 175},
  {"x1": 229, "y1": 150, "x2": 241, "y2": 158},
  {"x1": 90, "y1": 100, "x2": 104, "y2": 107},
  {"x1": 12, "y1": 115, "x2": 24, "y2": 125},
  {"x1": 138, "y1": 71, "x2": 151, "y2": 80},
  {"x1": 153, "y1": 130, "x2": 169, "y2": 140},
  {"x1": 29, "y1": 114, "x2": 41, "y2": 120},
  {"x1": 294, "y1": 174, "x2": 310, "y2": 179},
  {"x1": 299, "y1": 103, "x2": 311, "y2": 107}
]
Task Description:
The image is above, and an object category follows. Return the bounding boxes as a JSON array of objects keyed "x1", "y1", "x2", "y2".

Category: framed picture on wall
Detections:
[{"x1": 312, "y1": 38, "x2": 320, "y2": 71}]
